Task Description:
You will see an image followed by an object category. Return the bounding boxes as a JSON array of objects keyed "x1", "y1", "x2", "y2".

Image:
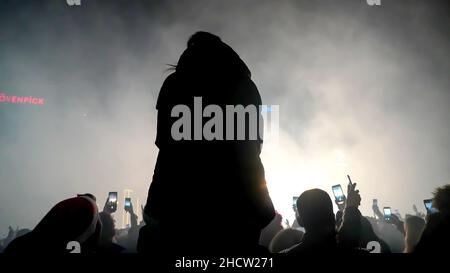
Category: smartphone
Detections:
[
  {"x1": 108, "y1": 192, "x2": 118, "y2": 212},
  {"x1": 293, "y1": 196, "x2": 299, "y2": 207},
  {"x1": 332, "y1": 184, "x2": 346, "y2": 203},
  {"x1": 423, "y1": 199, "x2": 438, "y2": 214},
  {"x1": 383, "y1": 207, "x2": 392, "y2": 221},
  {"x1": 292, "y1": 196, "x2": 299, "y2": 212},
  {"x1": 124, "y1": 197, "x2": 131, "y2": 209},
  {"x1": 373, "y1": 199, "x2": 378, "y2": 206}
]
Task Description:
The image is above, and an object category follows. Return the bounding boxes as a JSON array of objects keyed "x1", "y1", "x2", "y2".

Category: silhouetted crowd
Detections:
[
  {"x1": 1, "y1": 183, "x2": 449, "y2": 255},
  {"x1": 1, "y1": 31, "x2": 449, "y2": 256}
]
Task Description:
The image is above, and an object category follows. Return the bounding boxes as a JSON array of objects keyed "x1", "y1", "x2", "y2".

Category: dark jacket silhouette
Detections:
[{"x1": 138, "y1": 32, "x2": 275, "y2": 254}]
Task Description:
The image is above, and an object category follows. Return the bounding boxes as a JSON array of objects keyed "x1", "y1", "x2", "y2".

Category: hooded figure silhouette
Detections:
[{"x1": 138, "y1": 32, "x2": 275, "y2": 254}]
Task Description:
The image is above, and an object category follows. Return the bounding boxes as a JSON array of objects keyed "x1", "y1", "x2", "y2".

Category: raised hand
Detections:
[
  {"x1": 388, "y1": 213, "x2": 405, "y2": 234},
  {"x1": 345, "y1": 182, "x2": 361, "y2": 208},
  {"x1": 373, "y1": 203, "x2": 384, "y2": 220},
  {"x1": 103, "y1": 196, "x2": 114, "y2": 214},
  {"x1": 335, "y1": 200, "x2": 345, "y2": 211},
  {"x1": 284, "y1": 219, "x2": 290, "y2": 228},
  {"x1": 125, "y1": 201, "x2": 134, "y2": 214}
]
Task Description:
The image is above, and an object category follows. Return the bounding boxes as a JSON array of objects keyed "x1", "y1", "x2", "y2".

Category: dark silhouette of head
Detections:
[
  {"x1": 296, "y1": 189, "x2": 335, "y2": 233},
  {"x1": 77, "y1": 193, "x2": 97, "y2": 202},
  {"x1": 33, "y1": 196, "x2": 100, "y2": 246},
  {"x1": 432, "y1": 184, "x2": 450, "y2": 213},
  {"x1": 99, "y1": 212, "x2": 115, "y2": 243},
  {"x1": 5, "y1": 196, "x2": 101, "y2": 253},
  {"x1": 175, "y1": 31, "x2": 251, "y2": 78}
]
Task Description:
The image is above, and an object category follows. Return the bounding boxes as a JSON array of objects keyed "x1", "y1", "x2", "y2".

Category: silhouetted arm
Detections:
[
  {"x1": 338, "y1": 183, "x2": 362, "y2": 249},
  {"x1": 389, "y1": 214, "x2": 405, "y2": 235}
]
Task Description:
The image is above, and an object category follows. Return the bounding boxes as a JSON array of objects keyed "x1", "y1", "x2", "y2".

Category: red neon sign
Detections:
[{"x1": 0, "y1": 93, "x2": 45, "y2": 105}]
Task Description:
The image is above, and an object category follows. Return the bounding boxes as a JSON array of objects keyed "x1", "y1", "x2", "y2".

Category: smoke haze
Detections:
[{"x1": 1, "y1": 0, "x2": 449, "y2": 233}]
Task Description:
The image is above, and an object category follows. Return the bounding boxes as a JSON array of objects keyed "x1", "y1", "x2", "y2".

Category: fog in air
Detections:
[{"x1": 0, "y1": 0, "x2": 449, "y2": 234}]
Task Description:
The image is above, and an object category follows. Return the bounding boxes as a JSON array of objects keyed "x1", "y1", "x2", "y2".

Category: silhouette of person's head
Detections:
[
  {"x1": 34, "y1": 196, "x2": 100, "y2": 245},
  {"x1": 414, "y1": 184, "x2": 450, "y2": 254},
  {"x1": 432, "y1": 184, "x2": 450, "y2": 214},
  {"x1": 5, "y1": 196, "x2": 101, "y2": 253},
  {"x1": 99, "y1": 212, "x2": 115, "y2": 243},
  {"x1": 175, "y1": 31, "x2": 251, "y2": 78},
  {"x1": 77, "y1": 193, "x2": 97, "y2": 202},
  {"x1": 296, "y1": 189, "x2": 335, "y2": 233}
]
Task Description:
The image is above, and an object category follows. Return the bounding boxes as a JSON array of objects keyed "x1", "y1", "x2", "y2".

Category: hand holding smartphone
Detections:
[
  {"x1": 423, "y1": 199, "x2": 438, "y2": 214},
  {"x1": 344, "y1": 175, "x2": 361, "y2": 208},
  {"x1": 124, "y1": 197, "x2": 132, "y2": 212},
  {"x1": 107, "y1": 191, "x2": 118, "y2": 213},
  {"x1": 332, "y1": 184, "x2": 346, "y2": 204},
  {"x1": 372, "y1": 199, "x2": 379, "y2": 212},
  {"x1": 383, "y1": 207, "x2": 392, "y2": 221}
]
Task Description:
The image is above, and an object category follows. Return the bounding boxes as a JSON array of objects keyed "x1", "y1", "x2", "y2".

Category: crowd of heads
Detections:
[
  {"x1": 1, "y1": 183, "x2": 449, "y2": 254},
  {"x1": 0, "y1": 194, "x2": 142, "y2": 254}
]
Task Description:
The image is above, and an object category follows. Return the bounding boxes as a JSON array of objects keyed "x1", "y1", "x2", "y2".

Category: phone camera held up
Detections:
[
  {"x1": 423, "y1": 199, "x2": 438, "y2": 214},
  {"x1": 124, "y1": 197, "x2": 132, "y2": 211},
  {"x1": 332, "y1": 184, "x2": 345, "y2": 204},
  {"x1": 383, "y1": 207, "x2": 392, "y2": 221},
  {"x1": 108, "y1": 191, "x2": 118, "y2": 213}
]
